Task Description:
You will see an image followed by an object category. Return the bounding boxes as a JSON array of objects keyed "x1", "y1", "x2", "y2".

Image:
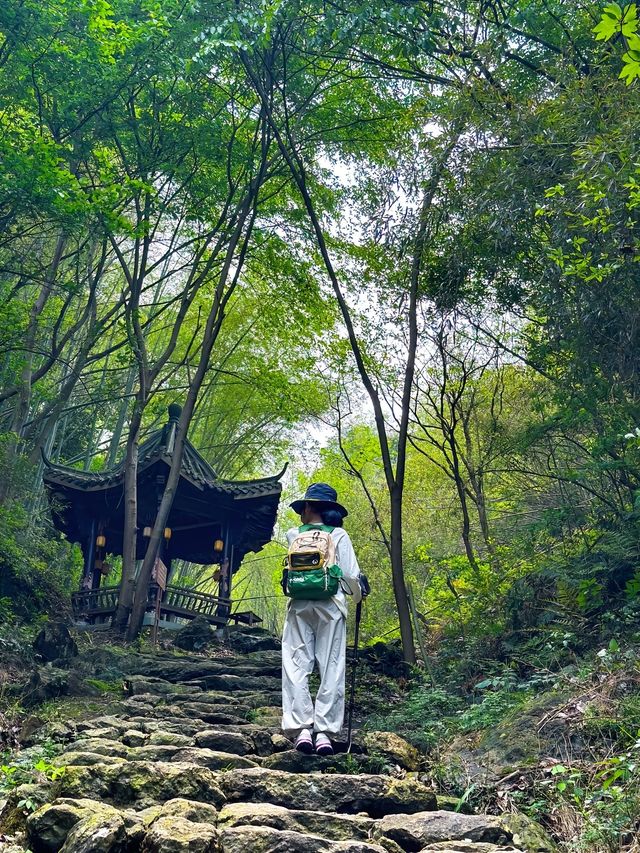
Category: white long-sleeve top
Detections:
[{"x1": 285, "y1": 525, "x2": 362, "y2": 616}]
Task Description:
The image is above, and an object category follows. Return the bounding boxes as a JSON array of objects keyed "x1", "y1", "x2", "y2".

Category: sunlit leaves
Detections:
[{"x1": 594, "y1": 3, "x2": 640, "y2": 83}]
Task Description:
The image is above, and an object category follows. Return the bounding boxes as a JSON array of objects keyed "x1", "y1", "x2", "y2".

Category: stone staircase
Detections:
[{"x1": 5, "y1": 644, "x2": 531, "y2": 853}]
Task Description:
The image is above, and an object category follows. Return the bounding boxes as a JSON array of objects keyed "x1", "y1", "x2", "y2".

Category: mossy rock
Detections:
[
  {"x1": 442, "y1": 689, "x2": 584, "y2": 787},
  {"x1": 53, "y1": 760, "x2": 225, "y2": 809},
  {"x1": 0, "y1": 784, "x2": 53, "y2": 836},
  {"x1": 499, "y1": 812, "x2": 556, "y2": 852},
  {"x1": 218, "y1": 801, "x2": 375, "y2": 841},
  {"x1": 361, "y1": 731, "x2": 422, "y2": 771}
]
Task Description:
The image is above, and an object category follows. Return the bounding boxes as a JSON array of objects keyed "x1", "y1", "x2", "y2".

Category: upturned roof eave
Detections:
[{"x1": 41, "y1": 451, "x2": 287, "y2": 498}]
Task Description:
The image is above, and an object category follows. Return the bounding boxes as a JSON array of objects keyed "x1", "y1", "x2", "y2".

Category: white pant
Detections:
[{"x1": 281, "y1": 598, "x2": 346, "y2": 737}]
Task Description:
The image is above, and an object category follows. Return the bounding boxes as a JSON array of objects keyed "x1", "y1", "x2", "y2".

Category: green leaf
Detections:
[
  {"x1": 620, "y1": 53, "x2": 640, "y2": 83},
  {"x1": 594, "y1": 16, "x2": 620, "y2": 40}
]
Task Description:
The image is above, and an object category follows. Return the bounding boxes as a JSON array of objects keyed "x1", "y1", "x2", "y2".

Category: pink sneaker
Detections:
[
  {"x1": 315, "y1": 732, "x2": 334, "y2": 756},
  {"x1": 294, "y1": 728, "x2": 313, "y2": 754}
]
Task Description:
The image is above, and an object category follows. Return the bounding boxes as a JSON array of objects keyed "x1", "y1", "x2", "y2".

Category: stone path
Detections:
[{"x1": 6, "y1": 644, "x2": 530, "y2": 852}]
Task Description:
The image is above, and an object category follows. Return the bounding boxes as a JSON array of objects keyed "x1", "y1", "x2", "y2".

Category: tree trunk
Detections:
[
  {"x1": 107, "y1": 367, "x2": 136, "y2": 467},
  {"x1": 113, "y1": 400, "x2": 143, "y2": 632},
  {"x1": 0, "y1": 234, "x2": 66, "y2": 504},
  {"x1": 125, "y1": 174, "x2": 264, "y2": 641},
  {"x1": 390, "y1": 486, "x2": 416, "y2": 665}
]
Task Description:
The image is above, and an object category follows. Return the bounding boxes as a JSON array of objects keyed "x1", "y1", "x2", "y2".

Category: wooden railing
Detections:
[
  {"x1": 72, "y1": 586, "x2": 119, "y2": 617},
  {"x1": 71, "y1": 584, "x2": 260, "y2": 626},
  {"x1": 161, "y1": 584, "x2": 230, "y2": 620}
]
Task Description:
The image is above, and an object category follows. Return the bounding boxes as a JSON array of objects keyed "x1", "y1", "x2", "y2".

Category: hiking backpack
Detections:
[{"x1": 282, "y1": 524, "x2": 343, "y2": 600}]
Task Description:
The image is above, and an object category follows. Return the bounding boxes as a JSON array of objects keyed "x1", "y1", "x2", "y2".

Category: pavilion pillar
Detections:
[
  {"x1": 216, "y1": 524, "x2": 232, "y2": 622},
  {"x1": 81, "y1": 518, "x2": 97, "y2": 590}
]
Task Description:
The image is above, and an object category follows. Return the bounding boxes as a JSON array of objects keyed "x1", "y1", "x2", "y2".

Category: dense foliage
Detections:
[{"x1": 0, "y1": 1, "x2": 639, "y2": 846}]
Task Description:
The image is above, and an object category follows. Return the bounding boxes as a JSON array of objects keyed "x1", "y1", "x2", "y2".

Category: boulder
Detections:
[
  {"x1": 143, "y1": 816, "x2": 218, "y2": 852},
  {"x1": 179, "y1": 702, "x2": 251, "y2": 720},
  {"x1": 231, "y1": 691, "x2": 283, "y2": 709},
  {"x1": 119, "y1": 655, "x2": 279, "y2": 684},
  {"x1": 0, "y1": 783, "x2": 52, "y2": 837},
  {"x1": 124, "y1": 675, "x2": 201, "y2": 697},
  {"x1": 260, "y1": 750, "x2": 368, "y2": 774},
  {"x1": 43, "y1": 721, "x2": 77, "y2": 745},
  {"x1": 53, "y1": 751, "x2": 126, "y2": 768},
  {"x1": 220, "y1": 826, "x2": 387, "y2": 853},
  {"x1": 174, "y1": 708, "x2": 249, "y2": 726},
  {"x1": 219, "y1": 768, "x2": 436, "y2": 818},
  {"x1": 225, "y1": 626, "x2": 281, "y2": 653},
  {"x1": 18, "y1": 714, "x2": 46, "y2": 744},
  {"x1": 441, "y1": 690, "x2": 587, "y2": 787},
  {"x1": 499, "y1": 813, "x2": 556, "y2": 852},
  {"x1": 126, "y1": 745, "x2": 257, "y2": 770},
  {"x1": 249, "y1": 707, "x2": 282, "y2": 727},
  {"x1": 72, "y1": 738, "x2": 129, "y2": 758},
  {"x1": 139, "y1": 794, "x2": 220, "y2": 851},
  {"x1": 147, "y1": 732, "x2": 194, "y2": 747},
  {"x1": 373, "y1": 811, "x2": 512, "y2": 848},
  {"x1": 26, "y1": 798, "x2": 132, "y2": 853},
  {"x1": 127, "y1": 693, "x2": 164, "y2": 707},
  {"x1": 152, "y1": 798, "x2": 219, "y2": 824},
  {"x1": 33, "y1": 623, "x2": 78, "y2": 663},
  {"x1": 198, "y1": 674, "x2": 282, "y2": 693},
  {"x1": 172, "y1": 691, "x2": 245, "y2": 706},
  {"x1": 21, "y1": 668, "x2": 69, "y2": 707},
  {"x1": 172, "y1": 616, "x2": 217, "y2": 652},
  {"x1": 270, "y1": 734, "x2": 292, "y2": 753},
  {"x1": 122, "y1": 729, "x2": 148, "y2": 747},
  {"x1": 195, "y1": 729, "x2": 255, "y2": 755},
  {"x1": 361, "y1": 732, "x2": 422, "y2": 771},
  {"x1": 218, "y1": 802, "x2": 375, "y2": 841},
  {"x1": 59, "y1": 810, "x2": 138, "y2": 853},
  {"x1": 419, "y1": 845, "x2": 523, "y2": 853},
  {"x1": 53, "y1": 761, "x2": 226, "y2": 809}
]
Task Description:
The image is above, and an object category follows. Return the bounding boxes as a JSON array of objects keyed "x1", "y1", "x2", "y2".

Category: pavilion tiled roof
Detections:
[{"x1": 43, "y1": 410, "x2": 284, "y2": 497}]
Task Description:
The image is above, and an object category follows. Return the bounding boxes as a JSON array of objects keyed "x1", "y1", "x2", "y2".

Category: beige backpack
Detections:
[{"x1": 283, "y1": 524, "x2": 342, "y2": 599}]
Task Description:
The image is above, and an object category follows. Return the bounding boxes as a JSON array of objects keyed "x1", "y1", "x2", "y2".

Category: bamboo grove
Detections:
[{"x1": 0, "y1": 0, "x2": 639, "y2": 662}]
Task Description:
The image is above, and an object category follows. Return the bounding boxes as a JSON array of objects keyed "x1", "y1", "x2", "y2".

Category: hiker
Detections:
[{"x1": 281, "y1": 482, "x2": 362, "y2": 756}]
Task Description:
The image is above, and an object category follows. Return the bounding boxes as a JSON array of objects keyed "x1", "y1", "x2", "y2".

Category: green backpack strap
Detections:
[{"x1": 298, "y1": 523, "x2": 335, "y2": 533}]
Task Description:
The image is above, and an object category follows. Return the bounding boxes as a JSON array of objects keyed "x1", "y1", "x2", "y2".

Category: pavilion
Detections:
[{"x1": 42, "y1": 404, "x2": 285, "y2": 628}]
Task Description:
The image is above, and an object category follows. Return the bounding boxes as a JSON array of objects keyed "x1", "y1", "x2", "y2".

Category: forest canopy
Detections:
[{"x1": 0, "y1": 0, "x2": 638, "y2": 660}]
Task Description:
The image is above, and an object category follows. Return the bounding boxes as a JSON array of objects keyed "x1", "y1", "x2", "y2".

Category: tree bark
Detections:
[
  {"x1": 125, "y1": 179, "x2": 263, "y2": 641},
  {"x1": 113, "y1": 399, "x2": 143, "y2": 632}
]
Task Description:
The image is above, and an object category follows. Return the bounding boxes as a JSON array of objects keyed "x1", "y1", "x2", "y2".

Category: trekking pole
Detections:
[
  {"x1": 346, "y1": 574, "x2": 369, "y2": 753},
  {"x1": 346, "y1": 600, "x2": 362, "y2": 753}
]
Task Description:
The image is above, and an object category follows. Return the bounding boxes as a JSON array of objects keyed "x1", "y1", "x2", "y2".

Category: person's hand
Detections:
[{"x1": 359, "y1": 574, "x2": 370, "y2": 597}]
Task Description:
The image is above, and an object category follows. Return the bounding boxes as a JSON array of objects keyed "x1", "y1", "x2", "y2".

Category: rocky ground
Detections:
[{"x1": 0, "y1": 626, "x2": 553, "y2": 853}]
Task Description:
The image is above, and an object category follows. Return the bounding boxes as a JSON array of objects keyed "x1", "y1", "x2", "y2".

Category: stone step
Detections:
[
  {"x1": 219, "y1": 768, "x2": 437, "y2": 818},
  {"x1": 24, "y1": 795, "x2": 524, "y2": 853},
  {"x1": 68, "y1": 737, "x2": 130, "y2": 757},
  {"x1": 121, "y1": 657, "x2": 281, "y2": 684},
  {"x1": 194, "y1": 729, "x2": 256, "y2": 755},
  {"x1": 178, "y1": 701, "x2": 252, "y2": 719},
  {"x1": 125, "y1": 744, "x2": 258, "y2": 769},
  {"x1": 259, "y1": 750, "x2": 371, "y2": 774},
  {"x1": 26, "y1": 797, "x2": 145, "y2": 853},
  {"x1": 124, "y1": 675, "x2": 203, "y2": 696},
  {"x1": 220, "y1": 825, "x2": 388, "y2": 853},
  {"x1": 372, "y1": 812, "x2": 514, "y2": 849},
  {"x1": 53, "y1": 761, "x2": 226, "y2": 809},
  {"x1": 218, "y1": 802, "x2": 376, "y2": 841}
]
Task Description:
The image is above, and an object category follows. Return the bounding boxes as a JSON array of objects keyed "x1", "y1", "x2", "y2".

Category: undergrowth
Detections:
[{"x1": 364, "y1": 636, "x2": 640, "y2": 852}]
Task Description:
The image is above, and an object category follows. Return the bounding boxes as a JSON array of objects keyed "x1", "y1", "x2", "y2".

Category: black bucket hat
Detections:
[{"x1": 289, "y1": 482, "x2": 348, "y2": 518}]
